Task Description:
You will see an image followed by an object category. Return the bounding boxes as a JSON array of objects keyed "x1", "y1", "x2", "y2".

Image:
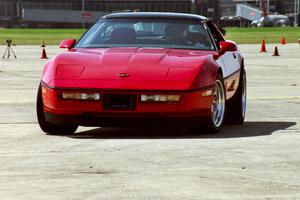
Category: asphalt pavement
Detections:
[{"x1": 0, "y1": 44, "x2": 299, "y2": 199}]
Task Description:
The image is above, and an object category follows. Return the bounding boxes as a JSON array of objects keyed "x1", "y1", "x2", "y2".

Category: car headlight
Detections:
[
  {"x1": 140, "y1": 95, "x2": 181, "y2": 102},
  {"x1": 61, "y1": 92, "x2": 100, "y2": 101}
]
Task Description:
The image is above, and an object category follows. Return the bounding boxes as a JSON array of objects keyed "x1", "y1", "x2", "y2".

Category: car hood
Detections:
[{"x1": 43, "y1": 47, "x2": 216, "y2": 90}]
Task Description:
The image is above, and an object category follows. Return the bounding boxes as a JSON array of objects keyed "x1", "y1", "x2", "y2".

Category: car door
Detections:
[{"x1": 205, "y1": 21, "x2": 241, "y2": 99}]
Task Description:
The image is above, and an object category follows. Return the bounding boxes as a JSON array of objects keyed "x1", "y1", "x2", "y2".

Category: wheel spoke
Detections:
[
  {"x1": 242, "y1": 72, "x2": 247, "y2": 118},
  {"x1": 211, "y1": 79, "x2": 225, "y2": 128}
]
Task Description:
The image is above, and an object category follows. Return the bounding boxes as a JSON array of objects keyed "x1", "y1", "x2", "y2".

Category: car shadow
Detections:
[{"x1": 65, "y1": 121, "x2": 297, "y2": 139}]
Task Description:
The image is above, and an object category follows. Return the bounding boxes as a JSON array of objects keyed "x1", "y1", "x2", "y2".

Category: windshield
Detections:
[{"x1": 76, "y1": 19, "x2": 215, "y2": 51}]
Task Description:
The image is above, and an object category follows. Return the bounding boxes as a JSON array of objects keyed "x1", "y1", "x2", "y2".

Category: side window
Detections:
[
  {"x1": 205, "y1": 21, "x2": 225, "y2": 50},
  {"x1": 187, "y1": 23, "x2": 215, "y2": 50}
]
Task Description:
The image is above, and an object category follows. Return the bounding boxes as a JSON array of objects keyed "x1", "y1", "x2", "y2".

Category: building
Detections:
[
  {"x1": 220, "y1": 0, "x2": 299, "y2": 26},
  {"x1": 220, "y1": 0, "x2": 298, "y2": 17},
  {"x1": 0, "y1": 0, "x2": 19, "y2": 27},
  {"x1": 0, "y1": 0, "x2": 220, "y2": 28}
]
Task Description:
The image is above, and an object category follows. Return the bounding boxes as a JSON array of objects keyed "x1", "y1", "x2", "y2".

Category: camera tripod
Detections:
[{"x1": 2, "y1": 41, "x2": 17, "y2": 59}]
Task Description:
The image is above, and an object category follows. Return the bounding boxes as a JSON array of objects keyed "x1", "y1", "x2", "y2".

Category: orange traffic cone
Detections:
[
  {"x1": 41, "y1": 40, "x2": 48, "y2": 59},
  {"x1": 272, "y1": 46, "x2": 280, "y2": 56},
  {"x1": 260, "y1": 39, "x2": 267, "y2": 53},
  {"x1": 281, "y1": 36, "x2": 286, "y2": 45},
  {"x1": 41, "y1": 48, "x2": 48, "y2": 59},
  {"x1": 41, "y1": 40, "x2": 46, "y2": 48}
]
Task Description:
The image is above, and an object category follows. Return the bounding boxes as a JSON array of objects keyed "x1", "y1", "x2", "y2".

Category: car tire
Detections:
[
  {"x1": 188, "y1": 74, "x2": 226, "y2": 134},
  {"x1": 36, "y1": 85, "x2": 78, "y2": 135},
  {"x1": 225, "y1": 68, "x2": 246, "y2": 124}
]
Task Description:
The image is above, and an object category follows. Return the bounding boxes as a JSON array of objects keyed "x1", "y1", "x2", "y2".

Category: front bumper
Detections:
[
  {"x1": 45, "y1": 112, "x2": 211, "y2": 128},
  {"x1": 41, "y1": 83, "x2": 214, "y2": 127}
]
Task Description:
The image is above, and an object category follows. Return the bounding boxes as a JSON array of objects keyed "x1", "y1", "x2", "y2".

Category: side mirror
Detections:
[
  {"x1": 59, "y1": 39, "x2": 76, "y2": 49},
  {"x1": 213, "y1": 41, "x2": 237, "y2": 60},
  {"x1": 219, "y1": 41, "x2": 237, "y2": 54}
]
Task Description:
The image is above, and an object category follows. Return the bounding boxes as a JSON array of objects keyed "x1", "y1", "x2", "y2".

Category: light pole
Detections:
[
  {"x1": 17, "y1": 0, "x2": 20, "y2": 18},
  {"x1": 82, "y1": 0, "x2": 85, "y2": 29},
  {"x1": 295, "y1": 0, "x2": 300, "y2": 27}
]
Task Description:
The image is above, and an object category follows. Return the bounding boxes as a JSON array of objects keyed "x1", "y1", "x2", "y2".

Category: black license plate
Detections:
[{"x1": 102, "y1": 94, "x2": 137, "y2": 111}]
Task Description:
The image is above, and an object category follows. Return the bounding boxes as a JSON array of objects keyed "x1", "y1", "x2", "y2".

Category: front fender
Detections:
[{"x1": 191, "y1": 56, "x2": 218, "y2": 90}]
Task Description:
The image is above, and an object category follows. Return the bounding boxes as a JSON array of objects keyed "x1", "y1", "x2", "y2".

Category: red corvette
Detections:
[{"x1": 37, "y1": 12, "x2": 246, "y2": 134}]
